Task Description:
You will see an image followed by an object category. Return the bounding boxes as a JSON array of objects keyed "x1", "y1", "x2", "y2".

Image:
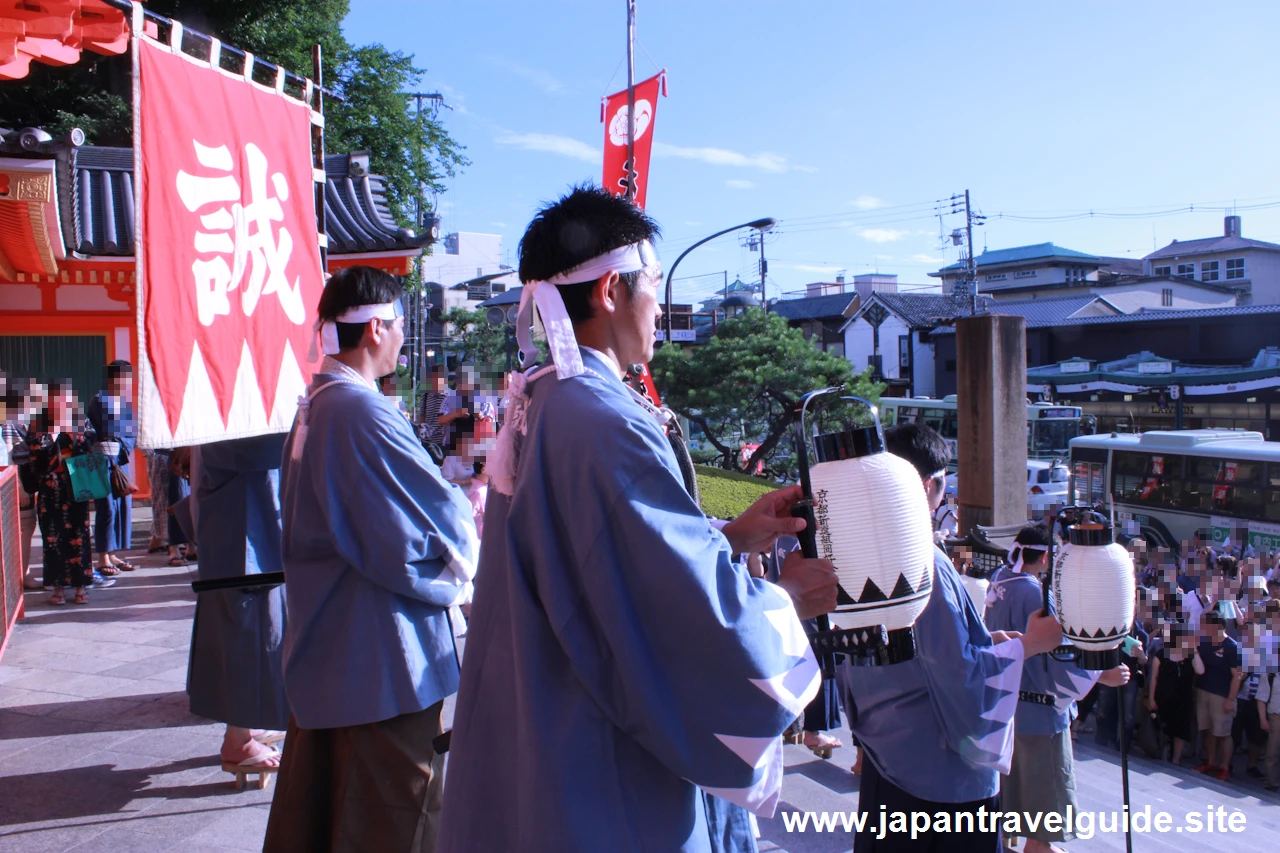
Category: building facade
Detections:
[{"x1": 1142, "y1": 216, "x2": 1280, "y2": 306}]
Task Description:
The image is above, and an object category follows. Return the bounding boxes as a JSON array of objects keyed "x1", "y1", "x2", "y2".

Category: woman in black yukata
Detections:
[{"x1": 20, "y1": 382, "x2": 95, "y2": 605}]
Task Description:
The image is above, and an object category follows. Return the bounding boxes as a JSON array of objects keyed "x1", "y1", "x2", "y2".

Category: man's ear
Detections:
[{"x1": 590, "y1": 270, "x2": 623, "y2": 316}]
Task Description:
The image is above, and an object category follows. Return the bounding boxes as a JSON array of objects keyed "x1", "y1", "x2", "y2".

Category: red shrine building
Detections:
[{"x1": 0, "y1": 129, "x2": 436, "y2": 486}]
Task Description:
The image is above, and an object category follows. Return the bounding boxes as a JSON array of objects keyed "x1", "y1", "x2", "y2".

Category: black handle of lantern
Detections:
[
  {"x1": 792, "y1": 389, "x2": 841, "y2": 655},
  {"x1": 1118, "y1": 689, "x2": 1134, "y2": 853}
]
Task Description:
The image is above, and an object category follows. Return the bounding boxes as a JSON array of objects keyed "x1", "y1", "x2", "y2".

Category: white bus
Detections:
[
  {"x1": 879, "y1": 396, "x2": 1089, "y2": 468},
  {"x1": 1068, "y1": 429, "x2": 1280, "y2": 555}
]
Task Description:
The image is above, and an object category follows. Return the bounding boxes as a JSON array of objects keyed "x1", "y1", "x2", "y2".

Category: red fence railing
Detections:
[{"x1": 0, "y1": 467, "x2": 25, "y2": 662}]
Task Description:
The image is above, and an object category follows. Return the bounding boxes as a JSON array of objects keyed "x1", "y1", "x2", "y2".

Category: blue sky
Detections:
[{"x1": 344, "y1": 1, "x2": 1280, "y2": 306}]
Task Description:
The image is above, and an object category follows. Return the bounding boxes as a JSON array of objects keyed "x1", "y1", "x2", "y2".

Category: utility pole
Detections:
[
  {"x1": 947, "y1": 190, "x2": 986, "y2": 315},
  {"x1": 760, "y1": 232, "x2": 768, "y2": 312},
  {"x1": 742, "y1": 230, "x2": 769, "y2": 310},
  {"x1": 964, "y1": 189, "x2": 977, "y2": 316},
  {"x1": 625, "y1": 0, "x2": 637, "y2": 202},
  {"x1": 405, "y1": 91, "x2": 446, "y2": 391}
]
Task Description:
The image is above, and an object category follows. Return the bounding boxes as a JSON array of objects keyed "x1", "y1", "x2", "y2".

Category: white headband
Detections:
[
  {"x1": 515, "y1": 241, "x2": 656, "y2": 380},
  {"x1": 1008, "y1": 542, "x2": 1049, "y2": 574},
  {"x1": 307, "y1": 301, "x2": 404, "y2": 363}
]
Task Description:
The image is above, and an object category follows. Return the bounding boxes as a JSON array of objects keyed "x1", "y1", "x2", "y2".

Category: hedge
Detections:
[{"x1": 695, "y1": 465, "x2": 778, "y2": 520}]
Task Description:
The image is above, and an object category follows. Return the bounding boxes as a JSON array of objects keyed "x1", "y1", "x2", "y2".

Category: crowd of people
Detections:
[
  {"x1": 1, "y1": 363, "x2": 143, "y2": 605},
  {"x1": 1068, "y1": 539, "x2": 1280, "y2": 793},
  {"x1": 5, "y1": 185, "x2": 1279, "y2": 853}
]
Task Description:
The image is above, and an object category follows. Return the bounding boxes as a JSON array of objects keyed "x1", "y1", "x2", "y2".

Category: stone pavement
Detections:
[
  {"x1": 0, "y1": 514, "x2": 276, "y2": 853},
  {"x1": 2, "y1": 510, "x2": 1279, "y2": 852}
]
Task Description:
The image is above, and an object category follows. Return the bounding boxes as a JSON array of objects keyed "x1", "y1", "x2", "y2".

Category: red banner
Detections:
[
  {"x1": 601, "y1": 71, "x2": 665, "y2": 208},
  {"x1": 134, "y1": 34, "x2": 324, "y2": 448}
]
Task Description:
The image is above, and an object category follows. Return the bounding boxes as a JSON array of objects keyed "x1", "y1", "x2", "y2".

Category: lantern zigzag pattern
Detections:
[
  {"x1": 850, "y1": 571, "x2": 933, "y2": 606},
  {"x1": 1052, "y1": 537, "x2": 1134, "y2": 653},
  {"x1": 809, "y1": 452, "x2": 935, "y2": 631}
]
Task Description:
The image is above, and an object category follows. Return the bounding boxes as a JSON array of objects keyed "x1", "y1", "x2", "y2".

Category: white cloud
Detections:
[
  {"x1": 725, "y1": 179, "x2": 755, "y2": 190},
  {"x1": 482, "y1": 56, "x2": 566, "y2": 95},
  {"x1": 652, "y1": 142, "x2": 814, "y2": 173},
  {"x1": 494, "y1": 132, "x2": 601, "y2": 163},
  {"x1": 859, "y1": 228, "x2": 909, "y2": 244},
  {"x1": 911, "y1": 253, "x2": 946, "y2": 265},
  {"x1": 852, "y1": 195, "x2": 883, "y2": 210},
  {"x1": 490, "y1": 221, "x2": 508, "y2": 229}
]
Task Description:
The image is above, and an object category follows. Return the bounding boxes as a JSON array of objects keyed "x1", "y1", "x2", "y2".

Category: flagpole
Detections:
[{"x1": 625, "y1": 0, "x2": 636, "y2": 202}]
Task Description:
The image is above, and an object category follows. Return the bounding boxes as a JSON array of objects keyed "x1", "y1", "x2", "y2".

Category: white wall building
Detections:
[
  {"x1": 422, "y1": 231, "x2": 515, "y2": 312},
  {"x1": 1143, "y1": 216, "x2": 1280, "y2": 306}
]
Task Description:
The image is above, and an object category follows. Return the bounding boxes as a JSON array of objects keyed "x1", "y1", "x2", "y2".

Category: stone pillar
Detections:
[{"x1": 956, "y1": 314, "x2": 1028, "y2": 536}]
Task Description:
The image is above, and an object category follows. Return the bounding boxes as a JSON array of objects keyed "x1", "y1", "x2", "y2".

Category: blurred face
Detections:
[
  {"x1": 372, "y1": 316, "x2": 405, "y2": 377},
  {"x1": 923, "y1": 470, "x2": 947, "y2": 513},
  {"x1": 109, "y1": 374, "x2": 133, "y2": 399},
  {"x1": 615, "y1": 265, "x2": 663, "y2": 365},
  {"x1": 432, "y1": 373, "x2": 448, "y2": 393}
]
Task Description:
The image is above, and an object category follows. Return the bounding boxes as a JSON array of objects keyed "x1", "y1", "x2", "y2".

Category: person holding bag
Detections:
[
  {"x1": 21, "y1": 381, "x2": 95, "y2": 605},
  {"x1": 86, "y1": 360, "x2": 138, "y2": 574}
]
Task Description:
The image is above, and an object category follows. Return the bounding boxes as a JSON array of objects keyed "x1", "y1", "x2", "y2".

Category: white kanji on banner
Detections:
[{"x1": 176, "y1": 140, "x2": 307, "y2": 327}]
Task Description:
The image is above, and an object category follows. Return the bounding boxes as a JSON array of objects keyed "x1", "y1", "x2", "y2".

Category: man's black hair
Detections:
[
  {"x1": 1015, "y1": 523, "x2": 1053, "y2": 566},
  {"x1": 317, "y1": 265, "x2": 405, "y2": 351},
  {"x1": 105, "y1": 360, "x2": 132, "y2": 381},
  {"x1": 883, "y1": 422, "x2": 951, "y2": 482},
  {"x1": 518, "y1": 184, "x2": 661, "y2": 324}
]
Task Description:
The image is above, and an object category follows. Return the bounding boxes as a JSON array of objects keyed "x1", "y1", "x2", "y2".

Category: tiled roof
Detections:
[
  {"x1": 1144, "y1": 235, "x2": 1280, "y2": 260},
  {"x1": 986, "y1": 294, "x2": 1116, "y2": 326},
  {"x1": 929, "y1": 295, "x2": 1118, "y2": 336},
  {"x1": 769, "y1": 292, "x2": 858, "y2": 321},
  {"x1": 477, "y1": 286, "x2": 522, "y2": 307},
  {"x1": 1096, "y1": 257, "x2": 1145, "y2": 277},
  {"x1": 842, "y1": 292, "x2": 994, "y2": 332},
  {"x1": 67, "y1": 147, "x2": 431, "y2": 257},
  {"x1": 936, "y1": 243, "x2": 1100, "y2": 273},
  {"x1": 934, "y1": 302, "x2": 1280, "y2": 336},
  {"x1": 981, "y1": 273, "x2": 1243, "y2": 297}
]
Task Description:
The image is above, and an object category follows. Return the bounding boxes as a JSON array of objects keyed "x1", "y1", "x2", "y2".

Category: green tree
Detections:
[
  {"x1": 442, "y1": 308, "x2": 507, "y2": 368},
  {"x1": 650, "y1": 308, "x2": 883, "y2": 475},
  {"x1": 0, "y1": 0, "x2": 465, "y2": 226}
]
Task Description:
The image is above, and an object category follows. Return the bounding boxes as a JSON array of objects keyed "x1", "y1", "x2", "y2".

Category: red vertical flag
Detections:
[
  {"x1": 134, "y1": 28, "x2": 324, "y2": 448},
  {"x1": 601, "y1": 71, "x2": 665, "y2": 208}
]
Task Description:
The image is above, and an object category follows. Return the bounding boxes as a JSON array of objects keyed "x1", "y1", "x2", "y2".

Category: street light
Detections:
[{"x1": 664, "y1": 218, "x2": 775, "y2": 344}]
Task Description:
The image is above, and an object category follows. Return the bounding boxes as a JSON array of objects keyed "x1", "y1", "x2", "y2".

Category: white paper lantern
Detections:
[
  {"x1": 807, "y1": 427, "x2": 935, "y2": 634},
  {"x1": 1052, "y1": 524, "x2": 1135, "y2": 669}
]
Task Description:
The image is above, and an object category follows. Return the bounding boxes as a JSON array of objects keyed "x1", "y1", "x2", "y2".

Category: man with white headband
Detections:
[
  {"x1": 985, "y1": 523, "x2": 1129, "y2": 853},
  {"x1": 840, "y1": 423, "x2": 1060, "y2": 853},
  {"x1": 438, "y1": 186, "x2": 838, "y2": 853},
  {"x1": 264, "y1": 265, "x2": 479, "y2": 853}
]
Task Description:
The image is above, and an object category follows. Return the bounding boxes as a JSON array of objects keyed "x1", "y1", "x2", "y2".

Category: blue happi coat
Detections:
[
  {"x1": 438, "y1": 349, "x2": 821, "y2": 853},
  {"x1": 187, "y1": 435, "x2": 290, "y2": 730},
  {"x1": 840, "y1": 549, "x2": 1025, "y2": 803},
  {"x1": 984, "y1": 565, "x2": 1099, "y2": 735},
  {"x1": 278, "y1": 368, "x2": 479, "y2": 730}
]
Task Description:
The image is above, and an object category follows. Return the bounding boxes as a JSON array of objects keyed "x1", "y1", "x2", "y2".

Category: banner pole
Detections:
[
  {"x1": 312, "y1": 44, "x2": 327, "y2": 273},
  {"x1": 625, "y1": 0, "x2": 636, "y2": 202}
]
